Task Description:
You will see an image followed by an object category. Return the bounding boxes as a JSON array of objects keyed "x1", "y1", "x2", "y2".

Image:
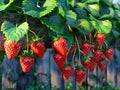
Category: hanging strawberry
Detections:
[
  {"x1": 4, "y1": 40, "x2": 22, "y2": 60},
  {"x1": 95, "y1": 33, "x2": 106, "y2": 46},
  {"x1": 81, "y1": 56, "x2": 92, "y2": 69},
  {"x1": 98, "y1": 60, "x2": 107, "y2": 71},
  {"x1": 20, "y1": 50, "x2": 35, "y2": 73},
  {"x1": 53, "y1": 53, "x2": 66, "y2": 70},
  {"x1": 81, "y1": 42, "x2": 94, "y2": 55},
  {"x1": 30, "y1": 37, "x2": 45, "y2": 58},
  {"x1": 74, "y1": 68, "x2": 86, "y2": 83},
  {"x1": 93, "y1": 49, "x2": 104, "y2": 62},
  {"x1": 89, "y1": 60, "x2": 97, "y2": 72},
  {"x1": 52, "y1": 37, "x2": 68, "y2": 56},
  {"x1": 62, "y1": 65, "x2": 73, "y2": 80},
  {"x1": 104, "y1": 48, "x2": 114, "y2": 60}
]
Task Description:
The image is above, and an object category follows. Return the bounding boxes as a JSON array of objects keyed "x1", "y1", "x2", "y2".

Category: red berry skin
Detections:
[
  {"x1": 52, "y1": 38, "x2": 68, "y2": 56},
  {"x1": 74, "y1": 69, "x2": 86, "y2": 83},
  {"x1": 69, "y1": 44, "x2": 77, "y2": 54},
  {"x1": 31, "y1": 41, "x2": 45, "y2": 58},
  {"x1": 98, "y1": 60, "x2": 107, "y2": 71},
  {"x1": 93, "y1": 49, "x2": 104, "y2": 62},
  {"x1": 81, "y1": 58, "x2": 91, "y2": 69},
  {"x1": 4, "y1": 40, "x2": 22, "y2": 60},
  {"x1": 104, "y1": 48, "x2": 114, "y2": 60},
  {"x1": 20, "y1": 56, "x2": 34, "y2": 73},
  {"x1": 86, "y1": 32, "x2": 92, "y2": 39},
  {"x1": 89, "y1": 60, "x2": 96, "y2": 72},
  {"x1": 53, "y1": 53, "x2": 66, "y2": 70},
  {"x1": 81, "y1": 42, "x2": 94, "y2": 55},
  {"x1": 95, "y1": 33, "x2": 106, "y2": 46},
  {"x1": 62, "y1": 66, "x2": 73, "y2": 80}
]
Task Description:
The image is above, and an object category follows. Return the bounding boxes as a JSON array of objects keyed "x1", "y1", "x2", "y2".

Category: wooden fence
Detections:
[{"x1": 2, "y1": 48, "x2": 120, "y2": 90}]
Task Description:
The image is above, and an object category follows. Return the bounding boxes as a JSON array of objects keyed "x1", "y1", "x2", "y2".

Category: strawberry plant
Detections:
[{"x1": 0, "y1": 0, "x2": 119, "y2": 89}]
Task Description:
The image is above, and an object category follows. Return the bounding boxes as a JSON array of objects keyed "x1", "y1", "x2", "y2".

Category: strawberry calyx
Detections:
[
  {"x1": 81, "y1": 56, "x2": 89, "y2": 61},
  {"x1": 75, "y1": 65, "x2": 85, "y2": 70},
  {"x1": 20, "y1": 50, "x2": 35, "y2": 57},
  {"x1": 64, "y1": 61, "x2": 72, "y2": 67},
  {"x1": 32, "y1": 36, "x2": 41, "y2": 42}
]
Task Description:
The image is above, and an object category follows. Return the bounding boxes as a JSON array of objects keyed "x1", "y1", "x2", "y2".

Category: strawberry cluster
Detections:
[
  {"x1": 52, "y1": 37, "x2": 86, "y2": 83},
  {"x1": 80, "y1": 33, "x2": 114, "y2": 72},
  {"x1": 4, "y1": 39, "x2": 46, "y2": 73},
  {"x1": 52, "y1": 33, "x2": 114, "y2": 83}
]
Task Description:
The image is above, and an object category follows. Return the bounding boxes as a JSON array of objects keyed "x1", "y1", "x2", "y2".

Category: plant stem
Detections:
[
  {"x1": 74, "y1": 35, "x2": 84, "y2": 55},
  {"x1": 74, "y1": 35, "x2": 83, "y2": 65},
  {"x1": 26, "y1": 32, "x2": 29, "y2": 52},
  {"x1": 37, "y1": 27, "x2": 44, "y2": 36},
  {"x1": 29, "y1": 29, "x2": 38, "y2": 38},
  {"x1": 72, "y1": 49, "x2": 77, "y2": 68}
]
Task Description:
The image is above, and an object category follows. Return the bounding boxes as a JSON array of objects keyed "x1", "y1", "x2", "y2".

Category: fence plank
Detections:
[{"x1": 2, "y1": 56, "x2": 19, "y2": 90}]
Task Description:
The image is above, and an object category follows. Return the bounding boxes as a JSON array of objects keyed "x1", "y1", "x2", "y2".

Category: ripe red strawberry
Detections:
[
  {"x1": 104, "y1": 48, "x2": 114, "y2": 60},
  {"x1": 95, "y1": 33, "x2": 106, "y2": 46},
  {"x1": 98, "y1": 60, "x2": 107, "y2": 71},
  {"x1": 81, "y1": 42, "x2": 94, "y2": 55},
  {"x1": 52, "y1": 38, "x2": 68, "y2": 56},
  {"x1": 74, "y1": 69, "x2": 86, "y2": 83},
  {"x1": 89, "y1": 60, "x2": 96, "y2": 72},
  {"x1": 20, "y1": 56, "x2": 34, "y2": 73},
  {"x1": 81, "y1": 58, "x2": 91, "y2": 69},
  {"x1": 31, "y1": 41, "x2": 45, "y2": 58},
  {"x1": 53, "y1": 53, "x2": 66, "y2": 70},
  {"x1": 62, "y1": 66, "x2": 73, "y2": 80},
  {"x1": 69, "y1": 44, "x2": 77, "y2": 54},
  {"x1": 93, "y1": 49, "x2": 104, "y2": 62},
  {"x1": 4, "y1": 40, "x2": 22, "y2": 60}
]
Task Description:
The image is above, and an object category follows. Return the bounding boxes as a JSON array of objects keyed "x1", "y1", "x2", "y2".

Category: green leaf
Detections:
[
  {"x1": 93, "y1": 20, "x2": 112, "y2": 34},
  {"x1": 23, "y1": 0, "x2": 57, "y2": 18},
  {"x1": 40, "y1": 16, "x2": 65, "y2": 34},
  {"x1": 66, "y1": 10, "x2": 77, "y2": 26},
  {"x1": 0, "y1": 0, "x2": 14, "y2": 11},
  {"x1": 103, "y1": 0, "x2": 113, "y2": 6},
  {"x1": 82, "y1": 0, "x2": 99, "y2": 3},
  {"x1": 85, "y1": 4, "x2": 100, "y2": 17},
  {"x1": 67, "y1": 0, "x2": 75, "y2": 7},
  {"x1": 76, "y1": 19, "x2": 94, "y2": 34},
  {"x1": 113, "y1": 4, "x2": 120, "y2": 10},
  {"x1": 1, "y1": 21, "x2": 29, "y2": 41},
  {"x1": 114, "y1": 9, "x2": 120, "y2": 19},
  {"x1": 74, "y1": 4, "x2": 87, "y2": 18},
  {"x1": 99, "y1": 7, "x2": 114, "y2": 19},
  {"x1": 58, "y1": 5, "x2": 65, "y2": 17},
  {"x1": 62, "y1": 29, "x2": 74, "y2": 48}
]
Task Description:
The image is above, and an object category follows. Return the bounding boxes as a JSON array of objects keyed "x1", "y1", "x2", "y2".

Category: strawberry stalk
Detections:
[
  {"x1": 74, "y1": 35, "x2": 84, "y2": 66},
  {"x1": 83, "y1": 34, "x2": 87, "y2": 41},
  {"x1": 72, "y1": 48, "x2": 77, "y2": 68},
  {"x1": 26, "y1": 32, "x2": 29, "y2": 52}
]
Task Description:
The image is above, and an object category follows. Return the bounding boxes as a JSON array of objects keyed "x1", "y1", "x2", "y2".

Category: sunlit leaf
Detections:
[
  {"x1": 1, "y1": 21, "x2": 29, "y2": 41},
  {"x1": 0, "y1": 0, "x2": 14, "y2": 11},
  {"x1": 85, "y1": 4, "x2": 100, "y2": 17},
  {"x1": 76, "y1": 19, "x2": 94, "y2": 34},
  {"x1": 23, "y1": 0, "x2": 57, "y2": 18},
  {"x1": 82, "y1": 0, "x2": 99, "y2": 3},
  {"x1": 66, "y1": 10, "x2": 77, "y2": 26}
]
